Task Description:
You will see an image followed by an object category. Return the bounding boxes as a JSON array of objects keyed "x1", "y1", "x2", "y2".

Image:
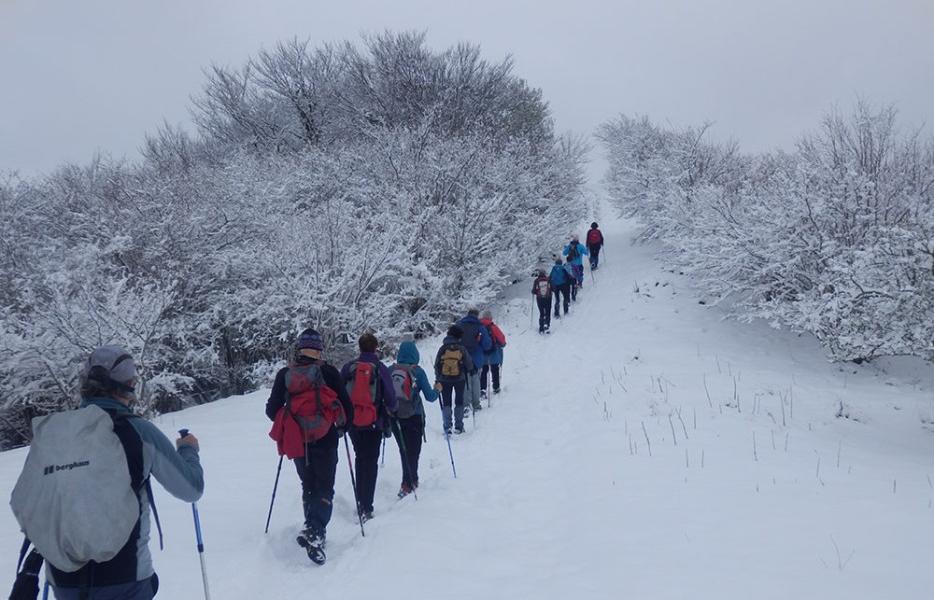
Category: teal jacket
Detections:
[{"x1": 393, "y1": 341, "x2": 439, "y2": 417}]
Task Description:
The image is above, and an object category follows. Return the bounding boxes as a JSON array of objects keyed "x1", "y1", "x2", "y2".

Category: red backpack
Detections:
[
  {"x1": 269, "y1": 363, "x2": 345, "y2": 458},
  {"x1": 346, "y1": 361, "x2": 380, "y2": 428},
  {"x1": 587, "y1": 229, "x2": 603, "y2": 246},
  {"x1": 534, "y1": 276, "x2": 551, "y2": 298}
]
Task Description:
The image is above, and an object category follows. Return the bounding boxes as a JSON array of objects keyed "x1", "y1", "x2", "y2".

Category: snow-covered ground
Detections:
[{"x1": 2, "y1": 209, "x2": 932, "y2": 599}]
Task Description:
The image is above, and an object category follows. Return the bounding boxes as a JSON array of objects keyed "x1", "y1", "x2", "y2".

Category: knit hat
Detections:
[
  {"x1": 297, "y1": 328, "x2": 324, "y2": 351},
  {"x1": 82, "y1": 345, "x2": 137, "y2": 393},
  {"x1": 554, "y1": 257, "x2": 562, "y2": 265},
  {"x1": 467, "y1": 307, "x2": 480, "y2": 317},
  {"x1": 481, "y1": 310, "x2": 492, "y2": 320},
  {"x1": 447, "y1": 325, "x2": 464, "y2": 339},
  {"x1": 591, "y1": 222, "x2": 598, "y2": 229}
]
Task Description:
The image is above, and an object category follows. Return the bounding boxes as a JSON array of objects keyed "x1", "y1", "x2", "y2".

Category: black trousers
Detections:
[
  {"x1": 393, "y1": 415, "x2": 424, "y2": 487},
  {"x1": 481, "y1": 363, "x2": 501, "y2": 392},
  {"x1": 349, "y1": 428, "x2": 383, "y2": 513},
  {"x1": 536, "y1": 295, "x2": 552, "y2": 331},
  {"x1": 553, "y1": 284, "x2": 570, "y2": 315},
  {"x1": 588, "y1": 244, "x2": 601, "y2": 268},
  {"x1": 292, "y1": 428, "x2": 339, "y2": 534}
]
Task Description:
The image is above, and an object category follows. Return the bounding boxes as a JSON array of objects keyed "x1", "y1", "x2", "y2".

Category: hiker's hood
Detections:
[{"x1": 396, "y1": 341, "x2": 420, "y2": 365}]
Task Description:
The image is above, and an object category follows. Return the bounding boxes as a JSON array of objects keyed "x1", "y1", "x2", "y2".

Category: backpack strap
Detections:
[
  {"x1": 15, "y1": 536, "x2": 32, "y2": 574},
  {"x1": 109, "y1": 412, "x2": 164, "y2": 552}
]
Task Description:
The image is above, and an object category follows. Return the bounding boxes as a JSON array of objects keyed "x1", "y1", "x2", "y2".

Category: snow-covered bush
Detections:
[
  {"x1": 599, "y1": 103, "x2": 934, "y2": 363},
  {"x1": 0, "y1": 32, "x2": 586, "y2": 448}
]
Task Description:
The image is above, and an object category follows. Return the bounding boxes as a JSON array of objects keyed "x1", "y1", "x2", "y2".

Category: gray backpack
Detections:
[
  {"x1": 10, "y1": 405, "x2": 143, "y2": 573},
  {"x1": 391, "y1": 364, "x2": 418, "y2": 419}
]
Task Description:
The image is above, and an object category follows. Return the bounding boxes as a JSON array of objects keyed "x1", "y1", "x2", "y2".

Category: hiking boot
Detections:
[
  {"x1": 473, "y1": 403, "x2": 483, "y2": 412},
  {"x1": 454, "y1": 426, "x2": 465, "y2": 434},
  {"x1": 493, "y1": 387, "x2": 501, "y2": 394},
  {"x1": 359, "y1": 510, "x2": 374, "y2": 524},
  {"x1": 297, "y1": 529, "x2": 327, "y2": 565},
  {"x1": 398, "y1": 483, "x2": 413, "y2": 498}
]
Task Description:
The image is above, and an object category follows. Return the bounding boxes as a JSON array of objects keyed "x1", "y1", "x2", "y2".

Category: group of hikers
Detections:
[
  {"x1": 531, "y1": 223, "x2": 605, "y2": 334},
  {"x1": 7, "y1": 224, "x2": 604, "y2": 598},
  {"x1": 265, "y1": 305, "x2": 508, "y2": 564}
]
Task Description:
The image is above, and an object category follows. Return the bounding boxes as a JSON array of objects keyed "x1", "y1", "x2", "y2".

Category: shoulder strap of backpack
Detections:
[{"x1": 109, "y1": 412, "x2": 164, "y2": 551}]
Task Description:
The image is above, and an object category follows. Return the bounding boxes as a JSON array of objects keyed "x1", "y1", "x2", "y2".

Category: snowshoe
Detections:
[
  {"x1": 296, "y1": 530, "x2": 327, "y2": 565},
  {"x1": 359, "y1": 510, "x2": 374, "y2": 524},
  {"x1": 398, "y1": 483, "x2": 414, "y2": 499}
]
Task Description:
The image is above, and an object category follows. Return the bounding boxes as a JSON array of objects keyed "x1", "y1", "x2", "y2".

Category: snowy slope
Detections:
[{"x1": 2, "y1": 210, "x2": 933, "y2": 599}]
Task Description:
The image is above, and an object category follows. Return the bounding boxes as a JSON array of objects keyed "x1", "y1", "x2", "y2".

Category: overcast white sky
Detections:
[{"x1": 2, "y1": 0, "x2": 933, "y2": 178}]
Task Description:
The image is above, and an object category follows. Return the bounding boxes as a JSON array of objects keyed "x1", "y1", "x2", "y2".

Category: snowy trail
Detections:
[{"x1": 2, "y1": 209, "x2": 933, "y2": 599}]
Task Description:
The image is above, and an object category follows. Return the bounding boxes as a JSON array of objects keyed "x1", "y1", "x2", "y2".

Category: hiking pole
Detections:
[
  {"x1": 178, "y1": 429, "x2": 211, "y2": 600},
  {"x1": 530, "y1": 297, "x2": 535, "y2": 329},
  {"x1": 42, "y1": 581, "x2": 50, "y2": 600},
  {"x1": 264, "y1": 455, "x2": 284, "y2": 534},
  {"x1": 467, "y1": 376, "x2": 476, "y2": 430},
  {"x1": 380, "y1": 436, "x2": 386, "y2": 466},
  {"x1": 390, "y1": 418, "x2": 418, "y2": 501},
  {"x1": 437, "y1": 397, "x2": 457, "y2": 478},
  {"x1": 342, "y1": 432, "x2": 366, "y2": 537}
]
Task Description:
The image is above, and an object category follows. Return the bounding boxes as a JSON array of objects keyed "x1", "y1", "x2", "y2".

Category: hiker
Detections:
[
  {"x1": 433, "y1": 325, "x2": 474, "y2": 434},
  {"x1": 563, "y1": 235, "x2": 589, "y2": 288},
  {"x1": 479, "y1": 310, "x2": 507, "y2": 397},
  {"x1": 531, "y1": 269, "x2": 553, "y2": 333},
  {"x1": 586, "y1": 222, "x2": 604, "y2": 270},
  {"x1": 565, "y1": 257, "x2": 579, "y2": 302},
  {"x1": 341, "y1": 333, "x2": 397, "y2": 523},
  {"x1": 549, "y1": 257, "x2": 571, "y2": 318},
  {"x1": 267, "y1": 328, "x2": 353, "y2": 564},
  {"x1": 11, "y1": 345, "x2": 204, "y2": 599},
  {"x1": 457, "y1": 308, "x2": 492, "y2": 414},
  {"x1": 389, "y1": 340, "x2": 439, "y2": 497}
]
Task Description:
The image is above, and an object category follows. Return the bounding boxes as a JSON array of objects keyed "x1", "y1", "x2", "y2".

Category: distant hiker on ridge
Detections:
[
  {"x1": 457, "y1": 308, "x2": 492, "y2": 415},
  {"x1": 532, "y1": 269, "x2": 553, "y2": 334},
  {"x1": 586, "y1": 222, "x2": 604, "y2": 270},
  {"x1": 563, "y1": 235, "x2": 589, "y2": 288},
  {"x1": 479, "y1": 310, "x2": 507, "y2": 397},
  {"x1": 549, "y1": 257, "x2": 571, "y2": 318}
]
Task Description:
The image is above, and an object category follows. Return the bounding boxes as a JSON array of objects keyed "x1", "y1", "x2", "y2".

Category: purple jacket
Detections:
[{"x1": 341, "y1": 352, "x2": 398, "y2": 414}]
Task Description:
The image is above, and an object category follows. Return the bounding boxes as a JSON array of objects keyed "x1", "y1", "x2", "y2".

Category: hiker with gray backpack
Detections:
[
  {"x1": 389, "y1": 340, "x2": 439, "y2": 498},
  {"x1": 10, "y1": 345, "x2": 205, "y2": 600}
]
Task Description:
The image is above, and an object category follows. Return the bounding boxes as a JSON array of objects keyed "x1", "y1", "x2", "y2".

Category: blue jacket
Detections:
[
  {"x1": 393, "y1": 341, "x2": 439, "y2": 417},
  {"x1": 550, "y1": 264, "x2": 570, "y2": 286},
  {"x1": 563, "y1": 242, "x2": 589, "y2": 266},
  {"x1": 457, "y1": 314, "x2": 492, "y2": 371}
]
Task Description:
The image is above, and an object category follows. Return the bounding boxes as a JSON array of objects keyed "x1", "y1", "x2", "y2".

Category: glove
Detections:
[{"x1": 176, "y1": 433, "x2": 200, "y2": 452}]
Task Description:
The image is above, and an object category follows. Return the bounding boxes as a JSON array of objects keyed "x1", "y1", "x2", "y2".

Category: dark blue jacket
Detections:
[{"x1": 457, "y1": 314, "x2": 492, "y2": 371}]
